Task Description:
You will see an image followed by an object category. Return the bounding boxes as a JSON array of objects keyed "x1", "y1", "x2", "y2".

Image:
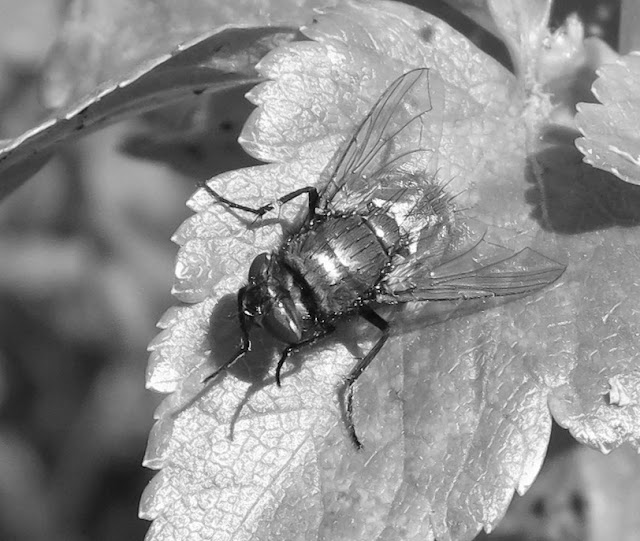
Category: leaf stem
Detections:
[{"x1": 619, "y1": 0, "x2": 640, "y2": 53}]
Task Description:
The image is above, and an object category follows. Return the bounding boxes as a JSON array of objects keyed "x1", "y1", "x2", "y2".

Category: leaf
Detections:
[
  {"x1": 528, "y1": 128, "x2": 640, "y2": 445},
  {"x1": 142, "y1": 1, "x2": 640, "y2": 540},
  {"x1": 575, "y1": 52, "x2": 640, "y2": 185}
]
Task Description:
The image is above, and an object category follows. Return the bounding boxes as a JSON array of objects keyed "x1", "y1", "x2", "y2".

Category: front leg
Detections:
[
  {"x1": 201, "y1": 182, "x2": 319, "y2": 220},
  {"x1": 275, "y1": 324, "x2": 336, "y2": 386}
]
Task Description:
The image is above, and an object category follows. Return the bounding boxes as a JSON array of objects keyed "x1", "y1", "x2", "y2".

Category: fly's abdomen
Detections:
[{"x1": 284, "y1": 214, "x2": 394, "y2": 314}]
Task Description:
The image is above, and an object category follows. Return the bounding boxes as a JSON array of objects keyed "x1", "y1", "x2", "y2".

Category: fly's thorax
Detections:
[
  {"x1": 282, "y1": 213, "x2": 393, "y2": 315},
  {"x1": 242, "y1": 252, "x2": 305, "y2": 345}
]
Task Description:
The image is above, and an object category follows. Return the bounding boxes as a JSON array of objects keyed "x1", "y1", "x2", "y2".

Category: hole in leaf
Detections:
[
  {"x1": 570, "y1": 490, "x2": 587, "y2": 519},
  {"x1": 219, "y1": 120, "x2": 234, "y2": 132},
  {"x1": 418, "y1": 24, "x2": 434, "y2": 42},
  {"x1": 531, "y1": 497, "x2": 546, "y2": 518}
]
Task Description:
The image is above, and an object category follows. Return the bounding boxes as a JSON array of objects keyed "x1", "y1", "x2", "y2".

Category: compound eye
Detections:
[{"x1": 248, "y1": 253, "x2": 271, "y2": 282}]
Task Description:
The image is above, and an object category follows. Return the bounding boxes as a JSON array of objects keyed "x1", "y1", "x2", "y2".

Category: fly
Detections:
[{"x1": 201, "y1": 68, "x2": 565, "y2": 449}]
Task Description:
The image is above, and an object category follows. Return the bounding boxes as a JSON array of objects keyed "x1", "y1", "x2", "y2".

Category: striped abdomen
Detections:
[{"x1": 283, "y1": 213, "x2": 402, "y2": 315}]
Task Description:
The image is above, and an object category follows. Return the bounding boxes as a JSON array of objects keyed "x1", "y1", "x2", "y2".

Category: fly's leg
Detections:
[
  {"x1": 203, "y1": 287, "x2": 252, "y2": 384},
  {"x1": 275, "y1": 324, "x2": 336, "y2": 386},
  {"x1": 202, "y1": 346, "x2": 247, "y2": 384},
  {"x1": 340, "y1": 306, "x2": 390, "y2": 450},
  {"x1": 201, "y1": 182, "x2": 320, "y2": 219}
]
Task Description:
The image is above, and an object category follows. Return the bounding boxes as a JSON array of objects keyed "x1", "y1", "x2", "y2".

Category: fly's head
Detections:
[{"x1": 240, "y1": 253, "x2": 303, "y2": 345}]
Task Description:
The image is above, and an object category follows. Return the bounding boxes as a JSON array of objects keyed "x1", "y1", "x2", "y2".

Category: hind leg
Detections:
[{"x1": 340, "y1": 306, "x2": 390, "y2": 449}]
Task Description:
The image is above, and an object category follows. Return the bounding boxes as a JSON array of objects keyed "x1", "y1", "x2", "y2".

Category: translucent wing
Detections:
[
  {"x1": 379, "y1": 243, "x2": 565, "y2": 303},
  {"x1": 318, "y1": 68, "x2": 443, "y2": 213},
  {"x1": 315, "y1": 67, "x2": 566, "y2": 303},
  {"x1": 371, "y1": 169, "x2": 566, "y2": 303}
]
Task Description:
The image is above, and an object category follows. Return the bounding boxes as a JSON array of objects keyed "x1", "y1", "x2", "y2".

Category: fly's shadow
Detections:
[
  {"x1": 207, "y1": 293, "x2": 278, "y2": 439},
  {"x1": 208, "y1": 293, "x2": 279, "y2": 383},
  {"x1": 206, "y1": 293, "x2": 359, "y2": 440},
  {"x1": 526, "y1": 126, "x2": 640, "y2": 234}
]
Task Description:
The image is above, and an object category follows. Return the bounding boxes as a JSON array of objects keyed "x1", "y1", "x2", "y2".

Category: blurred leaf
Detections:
[
  {"x1": 121, "y1": 87, "x2": 262, "y2": 179},
  {"x1": 539, "y1": 21, "x2": 619, "y2": 127},
  {"x1": 142, "y1": 1, "x2": 640, "y2": 541},
  {"x1": 619, "y1": 0, "x2": 640, "y2": 54},
  {"x1": 0, "y1": 235, "x2": 90, "y2": 296},
  {"x1": 488, "y1": 0, "x2": 551, "y2": 84},
  {"x1": 441, "y1": 0, "x2": 497, "y2": 34},
  {"x1": 486, "y1": 0, "x2": 618, "y2": 120},
  {"x1": 0, "y1": 27, "x2": 292, "y2": 200},
  {"x1": 580, "y1": 444, "x2": 640, "y2": 540},
  {"x1": 575, "y1": 52, "x2": 640, "y2": 185},
  {"x1": 488, "y1": 443, "x2": 640, "y2": 541},
  {"x1": 0, "y1": 0, "x2": 62, "y2": 68},
  {"x1": 0, "y1": 431, "x2": 54, "y2": 539},
  {"x1": 41, "y1": 0, "x2": 331, "y2": 109}
]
